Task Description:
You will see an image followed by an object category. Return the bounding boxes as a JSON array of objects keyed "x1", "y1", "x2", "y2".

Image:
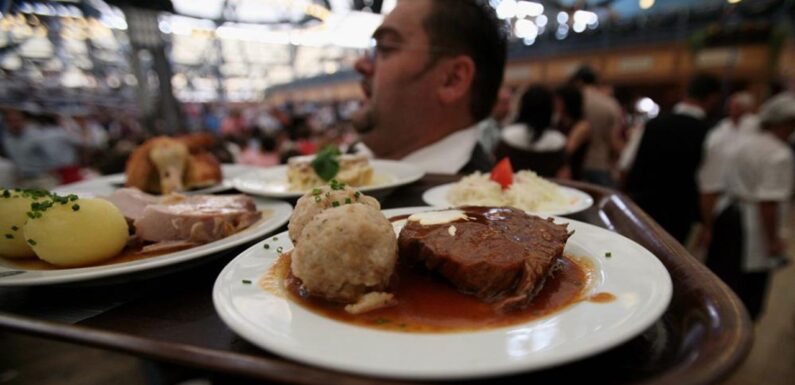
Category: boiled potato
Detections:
[
  {"x1": 0, "y1": 189, "x2": 40, "y2": 258},
  {"x1": 23, "y1": 198, "x2": 129, "y2": 267}
]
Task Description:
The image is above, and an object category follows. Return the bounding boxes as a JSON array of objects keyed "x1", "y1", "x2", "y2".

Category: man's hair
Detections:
[
  {"x1": 569, "y1": 66, "x2": 598, "y2": 85},
  {"x1": 424, "y1": 0, "x2": 507, "y2": 122},
  {"x1": 515, "y1": 84, "x2": 554, "y2": 143},
  {"x1": 555, "y1": 85, "x2": 584, "y2": 121},
  {"x1": 687, "y1": 73, "x2": 721, "y2": 101}
]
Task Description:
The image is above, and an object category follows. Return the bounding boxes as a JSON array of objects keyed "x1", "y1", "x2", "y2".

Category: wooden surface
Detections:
[{"x1": 0, "y1": 175, "x2": 752, "y2": 384}]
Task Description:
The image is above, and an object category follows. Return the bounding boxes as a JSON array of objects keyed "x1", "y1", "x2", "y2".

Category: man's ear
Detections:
[{"x1": 437, "y1": 55, "x2": 475, "y2": 105}]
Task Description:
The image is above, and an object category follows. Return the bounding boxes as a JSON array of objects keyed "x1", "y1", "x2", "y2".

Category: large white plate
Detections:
[
  {"x1": 213, "y1": 207, "x2": 672, "y2": 380},
  {"x1": 423, "y1": 182, "x2": 594, "y2": 216},
  {"x1": 231, "y1": 159, "x2": 425, "y2": 199},
  {"x1": 0, "y1": 197, "x2": 292, "y2": 286},
  {"x1": 53, "y1": 164, "x2": 258, "y2": 196}
]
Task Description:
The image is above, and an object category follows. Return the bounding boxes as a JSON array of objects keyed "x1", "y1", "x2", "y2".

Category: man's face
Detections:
[
  {"x1": 727, "y1": 98, "x2": 747, "y2": 120},
  {"x1": 3, "y1": 111, "x2": 26, "y2": 135},
  {"x1": 353, "y1": 0, "x2": 438, "y2": 134}
]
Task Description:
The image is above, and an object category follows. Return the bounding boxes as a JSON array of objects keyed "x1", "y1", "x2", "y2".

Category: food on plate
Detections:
[
  {"x1": 105, "y1": 188, "x2": 262, "y2": 243},
  {"x1": 288, "y1": 181, "x2": 379, "y2": 243},
  {"x1": 23, "y1": 197, "x2": 128, "y2": 267},
  {"x1": 125, "y1": 135, "x2": 222, "y2": 194},
  {"x1": 399, "y1": 207, "x2": 571, "y2": 310},
  {"x1": 291, "y1": 203, "x2": 397, "y2": 305},
  {"x1": 447, "y1": 169, "x2": 569, "y2": 213},
  {"x1": 0, "y1": 187, "x2": 264, "y2": 269},
  {"x1": 0, "y1": 189, "x2": 46, "y2": 258},
  {"x1": 286, "y1": 146, "x2": 373, "y2": 191},
  {"x1": 272, "y1": 204, "x2": 590, "y2": 332}
]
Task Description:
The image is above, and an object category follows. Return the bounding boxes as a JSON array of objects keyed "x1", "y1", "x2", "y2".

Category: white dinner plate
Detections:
[
  {"x1": 213, "y1": 207, "x2": 672, "y2": 380},
  {"x1": 422, "y1": 182, "x2": 594, "y2": 217},
  {"x1": 53, "y1": 164, "x2": 258, "y2": 196},
  {"x1": 0, "y1": 197, "x2": 292, "y2": 286},
  {"x1": 231, "y1": 159, "x2": 425, "y2": 199}
]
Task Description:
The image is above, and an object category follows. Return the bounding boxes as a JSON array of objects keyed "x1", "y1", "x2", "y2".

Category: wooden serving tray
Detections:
[{"x1": 0, "y1": 174, "x2": 751, "y2": 385}]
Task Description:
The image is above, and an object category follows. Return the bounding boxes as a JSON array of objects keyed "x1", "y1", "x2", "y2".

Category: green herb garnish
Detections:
[
  {"x1": 27, "y1": 239, "x2": 37, "y2": 246},
  {"x1": 331, "y1": 201, "x2": 340, "y2": 208},
  {"x1": 4, "y1": 234, "x2": 13, "y2": 239},
  {"x1": 311, "y1": 188, "x2": 322, "y2": 196},
  {"x1": 354, "y1": 191, "x2": 361, "y2": 199},
  {"x1": 311, "y1": 146, "x2": 342, "y2": 181},
  {"x1": 605, "y1": 251, "x2": 612, "y2": 258},
  {"x1": 2, "y1": 190, "x2": 9, "y2": 198},
  {"x1": 272, "y1": 236, "x2": 278, "y2": 241},
  {"x1": 242, "y1": 280, "x2": 252, "y2": 284},
  {"x1": 329, "y1": 179, "x2": 346, "y2": 190},
  {"x1": 263, "y1": 244, "x2": 270, "y2": 249},
  {"x1": 71, "y1": 204, "x2": 80, "y2": 211},
  {"x1": 276, "y1": 246, "x2": 283, "y2": 253},
  {"x1": 314, "y1": 196, "x2": 322, "y2": 203},
  {"x1": 11, "y1": 226, "x2": 18, "y2": 231},
  {"x1": 344, "y1": 198, "x2": 352, "y2": 204}
]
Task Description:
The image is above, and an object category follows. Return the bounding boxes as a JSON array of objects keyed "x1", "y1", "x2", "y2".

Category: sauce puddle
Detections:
[{"x1": 264, "y1": 253, "x2": 612, "y2": 333}]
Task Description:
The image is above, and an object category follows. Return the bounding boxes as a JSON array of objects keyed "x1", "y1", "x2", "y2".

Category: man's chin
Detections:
[{"x1": 351, "y1": 103, "x2": 376, "y2": 134}]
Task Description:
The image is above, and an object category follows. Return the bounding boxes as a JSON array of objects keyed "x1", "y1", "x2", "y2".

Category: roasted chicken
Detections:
[{"x1": 125, "y1": 135, "x2": 222, "y2": 194}]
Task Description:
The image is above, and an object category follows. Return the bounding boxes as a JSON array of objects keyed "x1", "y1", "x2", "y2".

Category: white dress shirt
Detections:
[
  {"x1": 500, "y1": 124, "x2": 566, "y2": 152},
  {"x1": 698, "y1": 114, "x2": 759, "y2": 193},
  {"x1": 401, "y1": 126, "x2": 480, "y2": 174},
  {"x1": 717, "y1": 131, "x2": 794, "y2": 271}
]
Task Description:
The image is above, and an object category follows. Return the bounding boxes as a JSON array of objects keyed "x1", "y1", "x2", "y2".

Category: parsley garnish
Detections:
[
  {"x1": 311, "y1": 146, "x2": 342, "y2": 181},
  {"x1": 263, "y1": 244, "x2": 270, "y2": 249},
  {"x1": 344, "y1": 198, "x2": 352, "y2": 204},
  {"x1": 27, "y1": 239, "x2": 37, "y2": 246},
  {"x1": 331, "y1": 201, "x2": 340, "y2": 208},
  {"x1": 4, "y1": 234, "x2": 13, "y2": 239},
  {"x1": 605, "y1": 251, "x2": 612, "y2": 258},
  {"x1": 242, "y1": 280, "x2": 252, "y2": 284},
  {"x1": 11, "y1": 226, "x2": 18, "y2": 231},
  {"x1": 329, "y1": 179, "x2": 346, "y2": 190},
  {"x1": 276, "y1": 246, "x2": 283, "y2": 253},
  {"x1": 71, "y1": 204, "x2": 80, "y2": 211}
]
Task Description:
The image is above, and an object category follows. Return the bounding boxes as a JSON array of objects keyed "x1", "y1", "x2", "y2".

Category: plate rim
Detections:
[
  {"x1": 0, "y1": 197, "x2": 293, "y2": 286},
  {"x1": 53, "y1": 164, "x2": 259, "y2": 196},
  {"x1": 422, "y1": 182, "x2": 594, "y2": 216},
  {"x1": 231, "y1": 159, "x2": 425, "y2": 198},
  {"x1": 213, "y1": 206, "x2": 672, "y2": 380}
]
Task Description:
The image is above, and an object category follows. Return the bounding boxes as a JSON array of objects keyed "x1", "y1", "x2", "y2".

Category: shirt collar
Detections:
[
  {"x1": 401, "y1": 125, "x2": 480, "y2": 174},
  {"x1": 673, "y1": 102, "x2": 706, "y2": 120}
]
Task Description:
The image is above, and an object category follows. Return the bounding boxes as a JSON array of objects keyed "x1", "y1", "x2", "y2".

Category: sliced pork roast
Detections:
[
  {"x1": 104, "y1": 188, "x2": 261, "y2": 243},
  {"x1": 398, "y1": 206, "x2": 571, "y2": 311}
]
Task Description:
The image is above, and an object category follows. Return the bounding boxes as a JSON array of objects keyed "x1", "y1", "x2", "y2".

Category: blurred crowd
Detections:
[{"x1": 0, "y1": 99, "x2": 363, "y2": 189}]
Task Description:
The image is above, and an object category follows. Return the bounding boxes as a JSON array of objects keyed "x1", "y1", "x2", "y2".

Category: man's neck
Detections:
[{"x1": 364, "y1": 110, "x2": 475, "y2": 159}]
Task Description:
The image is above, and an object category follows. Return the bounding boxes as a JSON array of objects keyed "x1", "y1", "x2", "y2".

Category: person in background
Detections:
[
  {"x1": 1, "y1": 109, "x2": 81, "y2": 187},
  {"x1": 351, "y1": 0, "x2": 506, "y2": 174},
  {"x1": 476, "y1": 86, "x2": 513, "y2": 162},
  {"x1": 568, "y1": 66, "x2": 623, "y2": 187},
  {"x1": 495, "y1": 85, "x2": 568, "y2": 178},
  {"x1": 697, "y1": 91, "x2": 758, "y2": 243},
  {"x1": 555, "y1": 85, "x2": 591, "y2": 181},
  {"x1": 221, "y1": 108, "x2": 247, "y2": 137},
  {"x1": 625, "y1": 73, "x2": 722, "y2": 243},
  {"x1": 705, "y1": 93, "x2": 795, "y2": 320},
  {"x1": 238, "y1": 131, "x2": 280, "y2": 167}
]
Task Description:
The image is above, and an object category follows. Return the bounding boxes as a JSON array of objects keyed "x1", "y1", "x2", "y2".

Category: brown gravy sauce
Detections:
[
  {"x1": 264, "y1": 252, "x2": 612, "y2": 333},
  {"x1": 1, "y1": 209, "x2": 273, "y2": 270}
]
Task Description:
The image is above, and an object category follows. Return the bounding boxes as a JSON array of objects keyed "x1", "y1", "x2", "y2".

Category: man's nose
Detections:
[{"x1": 354, "y1": 56, "x2": 374, "y2": 76}]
